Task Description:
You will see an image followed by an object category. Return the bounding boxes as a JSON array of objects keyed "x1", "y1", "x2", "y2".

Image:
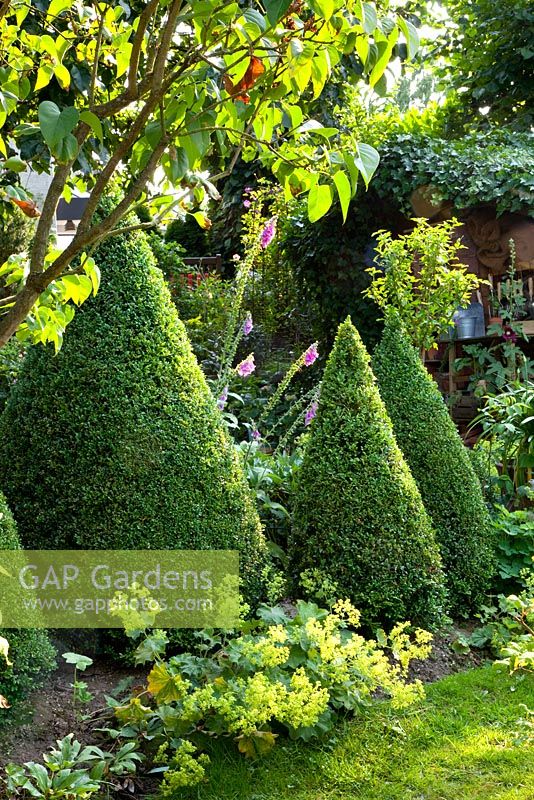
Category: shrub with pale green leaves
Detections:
[
  {"x1": 290, "y1": 318, "x2": 446, "y2": 627},
  {"x1": 111, "y1": 599, "x2": 432, "y2": 792},
  {"x1": 373, "y1": 311, "x2": 495, "y2": 615}
]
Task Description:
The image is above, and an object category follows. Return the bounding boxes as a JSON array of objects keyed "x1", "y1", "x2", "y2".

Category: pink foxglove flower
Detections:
[
  {"x1": 304, "y1": 400, "x2": 318, "y2": 426},
  {"x1": 304, "y1": 342, "x2": 319, "y2": 366},
  {"x1": 243, "y1": 199, "x2": 251, "y2": 208},
  {"x1": 217, "y1": 385, "x2": 228, "y2": 410},
  {"x1": 260, "y1": 218, "x2": 277, "y2": 249},
  {"x1": 236, "y1": 353, "x2": 256, "y2": 377},
  {"x1": 243, "y1": 313, "x2": 253, "y2": 336},
  {"x1": 251, "y1": 429, "x2": 261, "y2": 441}
]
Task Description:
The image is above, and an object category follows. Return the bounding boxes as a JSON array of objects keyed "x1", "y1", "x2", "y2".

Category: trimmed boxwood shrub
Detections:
[
  {"x1": 0, "y1": 223, "x2": 266, "y2": 604},
  {"x1": 0, "y1": 490, "x2": 56, "y2": 705},
  {"x1": 290, "y1": 318, "x2": 446, "y2": 627},
  {"x1": 373, "y1": 311, "x2": 495, "y2": 615}
]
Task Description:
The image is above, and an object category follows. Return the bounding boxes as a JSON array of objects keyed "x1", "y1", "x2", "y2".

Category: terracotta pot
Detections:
[{"x1": 488, "y1": 316, "x2": 503, "y2": 326}]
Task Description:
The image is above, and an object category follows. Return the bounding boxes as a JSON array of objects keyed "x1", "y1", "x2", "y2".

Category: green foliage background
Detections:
[
  {"x1": 373, "y1": 313, "x2": 495, "y2": 615},
  {"x1": 290, "y1": 318, "x2": 446, "y2": 627},
  {"x1": 438, "y1": 0, "x2": 534, "y2": 131},
  {"x1": 281, "y1": 200, "x2": 385, "y2": 348},
  {"x1": 373, "y1": 130, "x2": 534, "y2": 216}
]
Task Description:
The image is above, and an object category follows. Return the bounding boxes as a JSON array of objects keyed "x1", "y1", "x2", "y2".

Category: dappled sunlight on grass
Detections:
[{"x1": 182, "y1": 667, "x2": 534, "y2": 800}]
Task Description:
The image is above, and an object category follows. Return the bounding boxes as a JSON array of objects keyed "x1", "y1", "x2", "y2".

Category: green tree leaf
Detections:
[
  {"x1": 354, "y1": 143, "x2": 379, "y2": 187},
  {"x1": 333, "y1": 170, "x2": 352, "y2": 222},
  {"x1": 369, "y1": 27, "x2": 398, "y2": 87},
  {"x1": 52, "y1": 132, "x2": 79, "y2": 164},
  {"x1": 2, "y1": 156, "x2": 27, "y2": 172},
  {"x1": 264, "y1": 0, "x2": 292, "y2": 25},
  {"x1": 307, "y1": 183, "x2": 333, "y2": 222},
  {"x1": 79, "y1": 110, "x2": 103, "y2": 141},
  {"x1": 359, "y1": 1, "x2": 377, "y2": 34},
  {"x1": 38, "y1": 101, "x2": 79, "y2": 147},
  {"x1": 398, "y1": 17, "x2": 419, "y2": 60}
]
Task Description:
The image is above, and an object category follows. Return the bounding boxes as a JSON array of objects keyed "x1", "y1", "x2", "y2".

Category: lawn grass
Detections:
[{"x1": 181, "y1": 666, "x2": 534, "y2": 800}]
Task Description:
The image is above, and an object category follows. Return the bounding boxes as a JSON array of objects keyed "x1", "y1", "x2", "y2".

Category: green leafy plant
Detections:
[
  {"x1": 0, "y1": 490, "x2": 56, "y2": 707},
  {"x1": 281, "y1": 197, "x2": 382, "y2": 348},
  {"x1": 491, "y1": 562, "x2": 534, "y2": 675},
  {"x1": 290, "y1": 317, "x2": 446, "y2": 627},
  {"x1": 456, "y1": 258, "x2": 534, "y2": 397},
  {"x1": 238, "y1": 442, "x2": 302, "y2": 551},
  {"x1": 0, "y1": 215, "x2": 267, "y2": 606},
  {"x1": 364, "y1": 218, "x2": 481, "y2": 353},
  {"x1": 492, "y1": 507, "x2": 534, "y2": 590},
  {"x1": 373, "y1": 311, "x2": 495, "y2": 616},
  {"x1": 62, "y1": 652, "x2": 94, "y2": 716},
  {"x1": 107, "y1": 600, "x2": 432, "y2": 792},
  {"x1": 438, "y1": 0, "x2": 534, "y2": 131},
  {"x1": 240, "y1": 180, "x2": 300, "y2": 340},
  {"x1": 4, "y1": 733, "x2": 143, "y2": 799},
  {"x1": 472, "y1": 382, "x2": 534, "y2": 501},
  {"x1": 374, "y1": 130, "x2": 534, "y2": 215}
]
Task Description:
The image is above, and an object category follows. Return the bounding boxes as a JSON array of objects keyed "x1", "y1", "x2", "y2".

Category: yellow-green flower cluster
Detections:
[
  {"x1": 132, "y1": 598, "x2": 433, "y2": 778},
  {"x1": 277, "y1": 667, "x2": 330, "y2": 729},
  {"x1": 158, "y1": 740, "x2": 210, "y2": 797},
  {"x1": 239, "y1": 628, "x2": 290, "y2": 668}
]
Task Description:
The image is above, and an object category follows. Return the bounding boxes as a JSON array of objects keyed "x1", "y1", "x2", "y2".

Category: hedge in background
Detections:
[
  {"x1": 290, "y1": 318, "x2": 446, "y2": 627},
  {"x1": 0, "y1": 491, "x2": 56, "y2": 705},
  {"x1": 373, "y1": 311, "x2": 494, "y2": 615},
  {"x1": 0, "y1": 224, "x2": 266, "y2": 604}
]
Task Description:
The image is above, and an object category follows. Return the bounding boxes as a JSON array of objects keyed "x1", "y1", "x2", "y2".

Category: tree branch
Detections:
[
  {"x1": 89, "y1": 9, "x2": 105, "y2": 108},
  {"x1": 128, "y1": 0, "x2": 160, "y2": 97}
]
